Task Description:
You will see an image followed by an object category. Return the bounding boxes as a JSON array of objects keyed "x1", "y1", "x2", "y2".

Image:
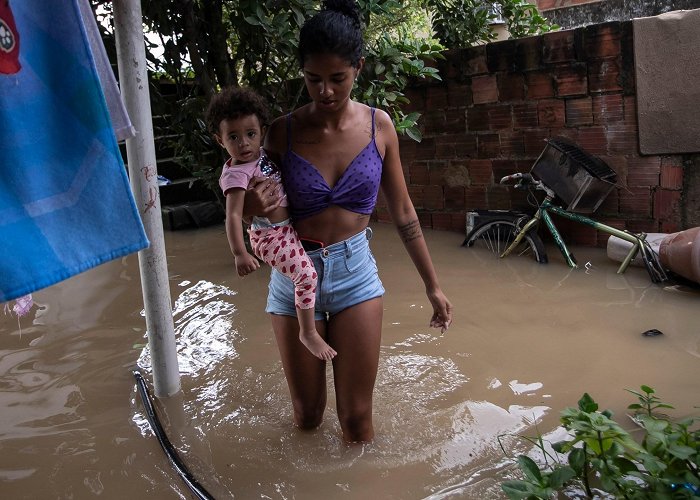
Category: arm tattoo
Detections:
[{"x1": 398, "y1": 219, "x2": 423, "y2": 243}]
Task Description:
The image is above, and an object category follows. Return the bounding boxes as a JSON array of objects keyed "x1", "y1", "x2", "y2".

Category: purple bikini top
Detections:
[{"x1": 281, "y1": 108, "x2": 383, "y2": 221}]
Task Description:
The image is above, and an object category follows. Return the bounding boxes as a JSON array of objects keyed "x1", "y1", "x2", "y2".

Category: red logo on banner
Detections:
[{"x1": 0, "y1": 0, "x2": 20, "y2": 75}]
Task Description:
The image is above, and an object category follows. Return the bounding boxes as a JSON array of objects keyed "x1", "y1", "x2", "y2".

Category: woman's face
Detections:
[{"x1": 302, "y1": 52, "x2": 363, "y2": 113}]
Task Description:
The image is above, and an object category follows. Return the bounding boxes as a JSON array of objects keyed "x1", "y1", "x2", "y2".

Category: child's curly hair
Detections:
[{"x1": 205, "y1": 87, "x2": 271, "y2": 136}]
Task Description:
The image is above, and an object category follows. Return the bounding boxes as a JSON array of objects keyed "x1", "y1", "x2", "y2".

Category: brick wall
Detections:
[{"x1": 376, "y1": 20, "x2": 690, "y2": 245}]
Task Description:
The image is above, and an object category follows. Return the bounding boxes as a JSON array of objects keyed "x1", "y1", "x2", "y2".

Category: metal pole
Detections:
[{"x1": 113, "y1": 0, "x2": 181, "y2": 397}]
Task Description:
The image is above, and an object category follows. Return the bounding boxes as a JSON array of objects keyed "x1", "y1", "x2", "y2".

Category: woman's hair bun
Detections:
[{"x1": 322, "y1": 0, "x2": 361, "y2": 27}]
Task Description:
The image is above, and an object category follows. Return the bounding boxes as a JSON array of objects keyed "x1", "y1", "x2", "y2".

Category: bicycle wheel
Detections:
[{"x1": 464, "y1": 219, "x2": 548, "y2": 263}]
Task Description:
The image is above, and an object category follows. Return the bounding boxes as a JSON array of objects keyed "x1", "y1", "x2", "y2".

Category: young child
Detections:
[{"x1": 205, "y1": 87, "x2": 336, "y2": 361}]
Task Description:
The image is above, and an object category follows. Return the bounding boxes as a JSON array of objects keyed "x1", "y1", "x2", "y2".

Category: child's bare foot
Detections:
[{"x1": 299, "y1": 330, "x2": 337, "y2": 361}]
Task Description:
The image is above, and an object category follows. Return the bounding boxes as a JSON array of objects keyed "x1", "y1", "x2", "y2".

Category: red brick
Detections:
[
  {"x1": 426, "y1": 86, "x2": 448, "y2": 109},
  {"x1": 375, "y1": 209, "x2": 392, "y2": 224},
  {"x1": 625, "y1": 219, "x2": 659, "y2": 234},
  {"x1": 523, "y1": 129, "x2": 550, "y2": 156},
  {"x1": 512, "y1": 102, "x2": 539, "y2": 129},
  {"x1": 549, "y1": 127, "x2": 579, "y2": 144},
  {"x1": 445, "y1": 186, "x2": 466, "y2": 210},
  {"x1": 588, "y1": 59, "x2": 622, "y2": 93},
  {"x1": 432, "y1": 212, "x2": 454, "y2": 230},
  {"x1": 409, "y1": 163, "x2": 429, "y2": 185},
  {"x1": 585, "y1": 23, "x2": 622, "y2": 60},
  {"x1": 498, "y1": 73, "x2": 526, "y2": 102},
  {"x1": 464, "y1": 187, "x2": 488, "y2": 209},
  {"x1": 415, "y1": 138, "x2": 436, "y2": 160},
  {"x1": 445, "y1": 107, "x2": 466, "y2": 133},
  {"x1": 537, "y1": 98, "x2": 566, "y2": 127},
  {"x1": 437, "y1": 49, "x2": 461, "y2": 80},
  {"x1": 435, "y1": 138, "x2": 456, "y2": 159},
  {"x1": 460, "y1": 46, "x2": 488, "y2": 76},
  {"x1": 417, "y1": 211, "x2": 432, "y2": 227},
  {"x1": 515, "y1": 36, "x2": 543, "y2": 72},
  {"x1": 486, "y1": 39, "x2": 517, "y2": 73},
  {"x1": 423, "y1": 110, "x2": 446, "y2": 131},
  {"x1": 402, "y1": 87, "x2": 425, "y2": 112},
  {"x1": 576, "y1": 126, "x2": 607, "y2": 155},
  {"x1": 623, "y1": 95, "x2": 637, "y2": 124},
  {"x1": 477, "y1": 133, "x2": 501, "y2": 158},
  {"x1": 597, "y1": 155, "x2": 627, "y2": 186},
  {"x1": 542, "y1": 30, "x2": 577, "y2": 64},
  {"x1": 467, "y1": 106, "x2": 490, "y2": 132},
  {"x1": 489, "y1": 104, "x2": 513, "y2": 130},
  {"x1": 607, "y1": 124, "x2": 638, "y2": 155},
  {"x1": 660, "y1": 220, "x2": 681, "y2": 233},
  {"x1": 597, "y1": 186, "x2": 620, "y2": 214},
  {"x1": 592, "y1": 94, "x2": 623, "y2": 124},
  {"x1": 500, "y1": 131, "x2": 525, "y2": 157},
  {"x1": 627, "y1": 156, "x2": 660, "y2": 187},
  {"x1": 619, "y1": 186, "x2": 651, "y2": 217},
  {"x1": 448, "y1": 83, "x2": 472, "y2": 107},
  {"x1": 468, "y1": 159, "x2": 493, "y2": 185},
  {"x1": 554, "y1": 64, "x2": 588, "y2": 96},
  {"x1": 653, "y1": 189, "x2": 681, "y2": 220},
  {"x1": 660, "y1": 163, "x2": 683, "y2": 190},
  {"x1": 435, "y1": 134, "x2": 475, "y2": 159},
  {"x1": 660, "y1": 158, "x2": 683, "y2": 190},
  {"x1": 429, "y1": 162, "x2": 449, "y2": 184},
  {"x1": 444, "y1": 160, "x2": 471, "y2": 187},
  {"x1": 491, "y1": 159, "x2": 524, "y2": 181},
  {"x1": 565, "y1": 97, "x2": 593, "y2": 126},
  {"x1": 526, "y1": 71, "x2": 555, "y2": 99},
  {"x1": 455, "y1": 134, "x2": 479, "y2": 157},
  {"x1": 450, "y1": 213, "x2": 467, "y2": 232},
  {"x1": 424, "y1": 185, "x2": 444, "y2": 210},
  {"x1": 472, "y1": 75, "x2": 498, "y2": 104},
  {"x1": 486, "y1": 186, "x2": 512, "y2": 210}
]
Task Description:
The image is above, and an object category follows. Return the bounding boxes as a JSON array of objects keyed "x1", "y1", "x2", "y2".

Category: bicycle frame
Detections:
[{"x1": 501, "y1": 197, "x2": 647, "y2": 275}]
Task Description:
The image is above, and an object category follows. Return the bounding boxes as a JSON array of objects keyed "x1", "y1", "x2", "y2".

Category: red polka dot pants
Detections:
[{"x1": 248, "y1": 224, "x2": 317, "y2": 310}]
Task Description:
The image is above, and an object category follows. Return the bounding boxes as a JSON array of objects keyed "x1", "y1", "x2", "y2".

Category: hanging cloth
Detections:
[{"x1": 0, "y1": 0, "x2": 149, "y2": 302}]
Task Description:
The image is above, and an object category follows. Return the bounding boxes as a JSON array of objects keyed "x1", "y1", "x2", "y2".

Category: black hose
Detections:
[{"x1": 132, "y1": 370, "x2": 215, "y2": 500}]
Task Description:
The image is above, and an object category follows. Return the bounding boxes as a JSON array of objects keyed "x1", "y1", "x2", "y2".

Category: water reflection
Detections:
[{"x1": 1, "y1": 223, "x2": 698, "y2": 499}]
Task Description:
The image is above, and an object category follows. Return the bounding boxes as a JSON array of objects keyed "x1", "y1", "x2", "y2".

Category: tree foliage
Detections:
[{"x1": 91, "y1": 1, "x2": 556, "y2": 195}]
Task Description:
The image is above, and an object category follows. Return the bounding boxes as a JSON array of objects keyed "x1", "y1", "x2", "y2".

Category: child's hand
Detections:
[{"x1": 235, "y1": 253, "x2": 260, "y2": 277}]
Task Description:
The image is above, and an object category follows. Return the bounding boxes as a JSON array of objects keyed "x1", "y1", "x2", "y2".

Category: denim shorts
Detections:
[{"x1": 265, "y1": 228, "x2": 385, "y2": 321}]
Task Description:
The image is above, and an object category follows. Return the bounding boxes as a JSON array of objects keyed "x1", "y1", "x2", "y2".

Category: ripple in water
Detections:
[{"x1": 137, "y1": 280, "x2": 239, "y2": 375}]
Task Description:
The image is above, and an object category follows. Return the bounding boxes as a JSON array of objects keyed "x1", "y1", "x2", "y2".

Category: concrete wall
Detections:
[
  {"x1": 375, "y1": 20, "x2": 699, "y2": 245},
  {"x1": 535, "y1": 0, "x2": 700, "y2": 29}
]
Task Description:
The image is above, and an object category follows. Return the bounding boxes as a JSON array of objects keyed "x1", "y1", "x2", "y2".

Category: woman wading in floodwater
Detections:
[{"x1": 248, "y1": 0, "x2": 453, "y2": 443}]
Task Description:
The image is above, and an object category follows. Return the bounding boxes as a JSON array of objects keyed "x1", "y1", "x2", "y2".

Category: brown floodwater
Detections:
[{"x1": 1, "y1": 222, "x2": 699, "y2": 499}]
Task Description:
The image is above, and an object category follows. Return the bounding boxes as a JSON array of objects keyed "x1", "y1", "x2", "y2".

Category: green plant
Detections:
[
  {"x1": 359, "y1": 34, "x2": 444, "y2": 142},
  {"x1": 500, "y1": 388, "x2": 700, "y2": 499}
]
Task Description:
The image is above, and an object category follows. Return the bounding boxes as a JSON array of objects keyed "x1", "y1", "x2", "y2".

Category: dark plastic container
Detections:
[{"x1": 530, "y1": 138, "x2": 617, "y2": 213}]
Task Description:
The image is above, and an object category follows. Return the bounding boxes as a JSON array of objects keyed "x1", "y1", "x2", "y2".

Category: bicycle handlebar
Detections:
[
  {"x1": 500, "y1": 172, "x2": 534, "y2": 184},
  {"x1": 500, "y1": 172, "x2": 556, "y2": 198}
]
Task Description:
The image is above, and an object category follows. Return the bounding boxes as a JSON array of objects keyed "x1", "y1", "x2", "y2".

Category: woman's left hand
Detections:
[{"x1": 428, "y1": 288, "x2": 452, "y2": 333}]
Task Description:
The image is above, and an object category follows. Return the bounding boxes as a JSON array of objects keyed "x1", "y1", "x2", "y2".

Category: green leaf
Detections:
[
  {"x1": 548, "y1": 466, "x2": 576, "y2": 488},
  {"x1": 578, "y1": 393, "x2": 598, "y2": 413},
  {"x1": 568, "y1": 447, "x2": 586, "y2": 473},
  {"x1": 669, "y1": 444, "x2": 697, "y2": 460},
  {"x1": 500, "y1": 481, "x2": 532, "y2": 500},
  {"x1": 405, "y1": 126, "x2": 422, "y2": 142},
  {"x1": 641, "y1": 385, "x2": 655, "y2": 394},
  {"x1": 517, "y1": 455, "x2": 543, "y2": 484},
  {"x1": 243, "y1": 16, "x2": 261, "y2": 26}
]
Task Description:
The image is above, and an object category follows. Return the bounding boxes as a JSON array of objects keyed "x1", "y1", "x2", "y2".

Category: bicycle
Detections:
[{"x1": 463, "y1": 168, "x2": 668, "y2": 284}]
